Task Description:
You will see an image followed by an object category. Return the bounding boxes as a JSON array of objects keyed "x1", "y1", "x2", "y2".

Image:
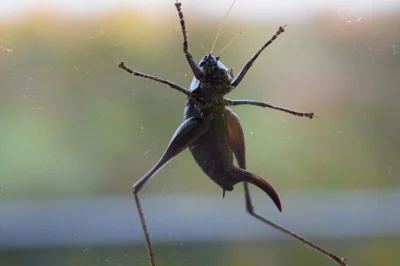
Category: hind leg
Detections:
[
  {"x1": 224, "y1": 108, "x2": 346, "y2": 266},
  {"x1": 242, "y1": 185, "x2": 346, "y2": 265},
  {"x1": 134, "y1": 117, "x2": 209, "y2": 266}
]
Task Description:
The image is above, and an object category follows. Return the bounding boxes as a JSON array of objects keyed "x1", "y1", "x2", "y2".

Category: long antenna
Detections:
[
  {"x1": 217, "y1": 32, "x2": 241, "y2": 58},
  {"x1": 210, "y1": 0, "x2": 238, "y2": 55}
]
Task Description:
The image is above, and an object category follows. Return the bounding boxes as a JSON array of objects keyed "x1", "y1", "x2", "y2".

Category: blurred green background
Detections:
[{"x1": 0, "y1": 0, "x2": 399, "y2": 265}]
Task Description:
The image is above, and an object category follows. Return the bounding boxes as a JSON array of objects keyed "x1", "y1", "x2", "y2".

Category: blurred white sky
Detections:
[{"x1": 1, "y1": 0, "x2": 400, "y2": 22}]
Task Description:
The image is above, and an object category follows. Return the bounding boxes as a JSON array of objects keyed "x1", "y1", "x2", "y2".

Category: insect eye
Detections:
[{"x1": 199, "y1": 61, "x2": 206, "y2": 67}]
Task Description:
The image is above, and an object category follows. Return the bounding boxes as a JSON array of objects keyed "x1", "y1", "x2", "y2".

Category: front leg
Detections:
[
  {"x1": 225, "y1": 98, "x2": 315, "y2": 119},
  {"x1": 231, "y1": 26, "x2": 286, "y2": 88},
  {"x1": 134, "y1": 117, "x2": 209, "y2": 266},
  {"x1": 232, "y1": 25, "x2": 286, "y2": 88},
  {"x1": 174, "y1": 1, "x2": 204, "y2": 81}
]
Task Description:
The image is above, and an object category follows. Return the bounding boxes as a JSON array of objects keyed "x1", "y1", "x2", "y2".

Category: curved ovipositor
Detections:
[{"x1": 184, "y1": 101, "x2": 282, "y2": 211}]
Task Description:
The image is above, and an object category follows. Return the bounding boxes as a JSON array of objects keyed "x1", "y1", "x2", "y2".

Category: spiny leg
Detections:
[
  {"x1": 134, "y1": 117, "x2": 209, "y2": 266},
  {"x1": 224, "y1": 98, "x2": 315, "y2": 119},
  {"x1": 133, "y1": 193, "x2": 154, "y2": 266},
  {"x1": 224, "y1": 109, "x2": 346, "y2": 266},
  {"x1": 118, "y1": 61, "x2": 204, "y2": 104},
  {"x1": 174, "y1": 1, "x2": 204, "y2": 80},
  {"x1": 223, "y1": 108, "x2": 253, "y2": 211},
  {"x1": 231, "y1": 25, "x2": 286, "y2": 88},
  {"x1": 243, "y1": 190, "x2": 347, "y2": 266}
]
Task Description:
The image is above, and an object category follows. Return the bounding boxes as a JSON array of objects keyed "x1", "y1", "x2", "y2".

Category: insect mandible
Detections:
[{"x1": 118, "y1": 1, "x2": 347, "y2": 266}]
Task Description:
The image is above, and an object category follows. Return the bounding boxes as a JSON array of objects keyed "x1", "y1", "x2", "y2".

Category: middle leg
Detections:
[
  {"x1": 118, "y1": 61, "x2": 204, "y2": 104},
  {"x1": 224, "y1": 98, "x2": 315, "y2": 119}
]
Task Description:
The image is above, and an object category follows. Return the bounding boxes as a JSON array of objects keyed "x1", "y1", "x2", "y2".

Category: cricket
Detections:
[{"x1": 117, "y1": 0, "x2": 347, "y2": 265}]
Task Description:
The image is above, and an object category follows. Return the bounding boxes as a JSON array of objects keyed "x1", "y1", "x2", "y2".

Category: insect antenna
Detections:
[
  {"x1": 210, "y1": 0, "x2": 238, "y2": 55},
  {"x1": 217, "y1": 32, "x2": 241, "y2": 59}
]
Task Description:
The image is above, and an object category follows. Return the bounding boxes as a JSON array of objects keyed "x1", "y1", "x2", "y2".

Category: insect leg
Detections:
[
  {"x1": 224, "y1": 98, "x2": 315, "y2": 119},
  {"x1": 225, "y1": 108, "x2": 280, "y2": 210},
  {"x1": 224, "y1": 108, "x2": 251, "y2": 211},
  {"x1": 134, "y1": 117, "x2": 209, "y2": 266},
  {"x1": 243, "y1": 188, "x2": 347, "y2": 266},
  {"x1": 118, "y1": 61, "x2": 204, "y2": 104},
  {"x1": 174, "y1": 1, "x2": 204, "y2": 80},
  {"x1": 224, "y1": 109, "x2": 346, "y2": 266},
  {"x1": 231, "y1": 26, "x2": 286, "y2": 88}
]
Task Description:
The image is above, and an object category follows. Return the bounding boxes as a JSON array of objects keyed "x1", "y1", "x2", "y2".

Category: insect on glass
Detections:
[{"x1": 118, "y1": 1, "x2": 347, "y2": 266}]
